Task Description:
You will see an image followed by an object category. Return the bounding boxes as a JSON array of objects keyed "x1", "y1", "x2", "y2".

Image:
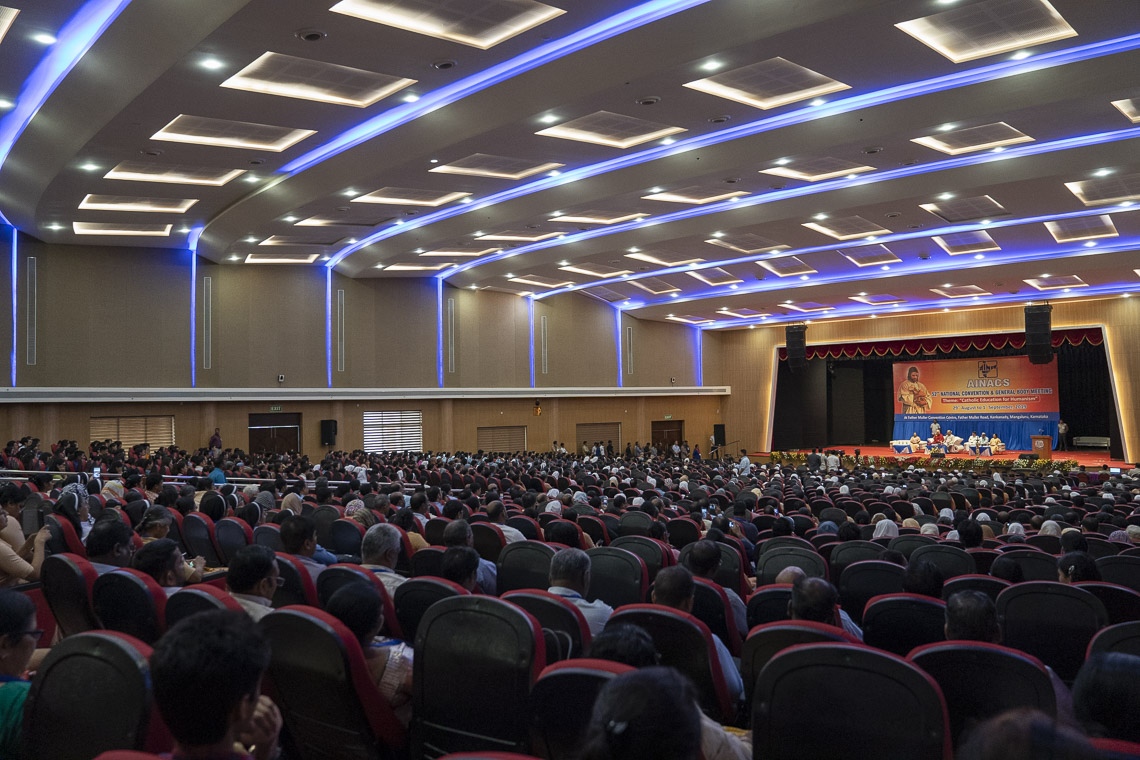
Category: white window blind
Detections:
[
  {"x1": 476, "y1": 425, "x2": 527, "y2": 453},
  {"x1": 89, "y1": 416, "x2": 176, "y2": 447},
  {"x1": 363, "y1": 411, "x2": 423, "y2": 452},
  {"x1": 575, "y1": 423, "x2": 621, "y2": 450}
]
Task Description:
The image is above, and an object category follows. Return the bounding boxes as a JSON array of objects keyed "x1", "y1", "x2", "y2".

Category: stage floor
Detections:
[{"x1": 774, "y1": 445, "x2": 1127, "y2": 469}]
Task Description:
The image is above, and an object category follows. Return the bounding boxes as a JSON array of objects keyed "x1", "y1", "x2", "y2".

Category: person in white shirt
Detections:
[
  {"x1": 735, "y1": 450, "x2": 751, "y2": 478},
  {"x1": 226, "y1": 545, "x2": 281, "y2": 622},
  {"x1": 360, "y1": 523, "x2": 408, "y2": 599},
  {"x1": 826, "y1": 451, "x2": 840, "y2": 470},
  {"x1": 547, "y1": 548, "x2": 613, "y2": 637},
  {"x1": 486, "y1": 501, "x2": 526, "y2": 543}
]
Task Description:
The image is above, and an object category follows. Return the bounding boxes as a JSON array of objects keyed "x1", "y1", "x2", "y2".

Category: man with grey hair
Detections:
[
  {"x1": 360, "y1": 523, "x2": 406, "y2": 598},
  {"x1": 443, "y1": 519, "x2": 496, "y2": 594},
  {"x1": 547, "y1": 548, "x2": 613, "y2": 636}
]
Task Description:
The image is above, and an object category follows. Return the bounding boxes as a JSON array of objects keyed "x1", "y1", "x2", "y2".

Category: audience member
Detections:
[
  {"x1": 683, "y1": 540, "x2": 747, "y2": 638},
  {"x1": 1072, "y1": 652, "x2": 1140, "y2": 744},
  {"x1": 226, "y1": 545, "x2": 280, "y2": 621},
  {"x1": 0, "y1": 591, "x2": 38, "y2": 758},
  {"x1": 441, "y1": 546, "x2": 480, "y2": 592},
  {"x1": 279, "y1": 515, "x2": 326, "y2": 582},
  {"x1": 360, "y1": 523, "x2": 407, "y2": 597},
  {"x1": 84, "y1": 516, "x2": 136, "y2": 572},
  {"x1": 776, "y1": 566, "x2": 863, "y2": 640},
  {"x1": 579, "y1": 667, "x2": 702, "y2": 760},
  {"x1": 132, "y1": 538, "x2": 185, "y2": 595},
  {"x1": 1057, "y1": 552, "x2": 1100, "y2": 584},
  {"x1": 547, "y1": 547, "x2": 612, "y2": 636},
  {"x1": 442, "y1": 520, "x2": 496, "y2": 594}
]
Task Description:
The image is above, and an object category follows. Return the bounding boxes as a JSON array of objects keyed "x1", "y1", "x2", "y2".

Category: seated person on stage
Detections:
[
  {"x1": 651, "y1": 565, "x2": 743, "y2": 702},
  {"x1": 943, "y1": 430, "x2": 964, "y2": 452},
  {"x1": 930, "y1": 431, "x2": 945, "y2": 450},
  {"x1": 966, "y1": 432, "x2": 981, "y2": 453},
  {"x1": 989, "y1": 434, "x2": 1005, "y2": 453},
  {"x1": 151, "y1": 611, "x2": 282, "y2": 760},
  {"x1": 909, "y1": 433, "x2": 926, "y2": 451}
]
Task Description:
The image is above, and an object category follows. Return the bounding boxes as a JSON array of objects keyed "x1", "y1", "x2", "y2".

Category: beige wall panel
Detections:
[
  {"x1": 17, "y1": 238, "x2": 190, "y2": 387},
  {"x1": 623, "y1": 314, "x2": 700, "y2": 387},
  {"x1": 445, "y1": 286, "x2": 529, "y2": 388},
  {"x1": 535, "y1": 293, "x2": 617, "y2": 387},
  {"x1": 338, "y1": 276, "x2": 438, "y2": 388},
  {"x1": 201, "y1": 265, "x2": 325, "y2": 388}
]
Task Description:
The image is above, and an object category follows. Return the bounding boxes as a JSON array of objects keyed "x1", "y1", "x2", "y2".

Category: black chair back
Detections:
[
  {"x1": 997, "y1": 581, "x2": 1108, "y2": 683},
  {"x1": 909, "y1": 544, "x2": 977, "y2": 580},
  {"x1": 862, "y1": 593, "x2": 947, "y2": 656},
  {"x1": 746, "y1": 584, "x2": 793, "y2": 628},
  {"x1": 756, "y1": 546, "x2": 828, "y2": 585},
  {"x1": 41, "y1": 553, "x2": 100, "y2": 637},
  {"x1": 838, "y1": 560, "x2": 906, "y2": 627},
  {"x1": 585, "y1": 547, "x2": 648, "y2": 608},
  {"x1": 497, "y1": 540, "x2": 557, "y2": 593},
  {"x1": 394, "y1": 577, "x2": 469, "y2": 643},
  {"x1": 91, "y1": 569, "x2": 166, "y2": 645}
]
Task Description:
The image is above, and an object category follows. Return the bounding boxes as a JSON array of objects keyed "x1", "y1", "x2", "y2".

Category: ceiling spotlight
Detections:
[
  {"x1": 460, "y1": 197, "x2": 474, "y2": 203},
  {"x1": 346, "y1": 238, "x2": 357, "y2": 244},
  {"x1": 228, "y1": 255, "x2": 241, "y2": 261},
  {"x1": 937, "y1": 192, "x2": 954, "y2": 200},
  {"x1": 938, "y1": 123, "x2": 957, "y2": 132},
  {"x1": 1084, "y1": 241, "x2": 1098, "y2": 247},
  {"x1": 539, "y1": 114, "x2": 558, "y2": 124},
  {"x1": 700, "y1": 60, "x2": 723, "y2": 71},
  {"x1": 845, "y1": 174, "x2": 859, "y2": 180},
  {"x1": 813, "y1": 213, "x2": 828, "y2": 221},
  {"x1": 749, "y1": 325, "x2": 755, "y2": 329},
  {"x1": 649, "y1": 187, "x2": 663, "y2": 193},
  {"x1": 31, "y1": 33, "x2": 56, "y2": 45},
  {"x1": 320, "y1": 256, "x2": 331, "y2": 261},
  {"x1": 1093, "y1": 168, "x2": 1113, "y2": 177},
  {"x1": 429, "y1": 158, "x2": 438, "y2": 163},
  {"x1": 974, "y1": 254, "x2": 985, "y2": 259},
  {"x1": 243, "y1": 175, "x2": 260, "y2": 183},
  {"x1": 810, "y1": 99, "x2": 826, "y2": 106},
  {"x1": 1009, "y1": 50, "x2": 1032, "y2": 60},
  {"x1": 660, "y1": 137, "x2": 676, "y2": 145},
  {"x1": 245, "y1": 236, "x2": 258, "y2": 243},
  {"x1": 991, "y1": 146, "x2": 1006, "y2": 153},
  {"x1": 178, "y1": 226, "x2": 191, "y2": 233},
  {"x1": 729, "y1": 284, "x2": 738, "y2": 290},
  {"x1": 880, "y1": 265, "x2": 890, "y2": 270},
  {"x1": 547, "y1": 170, "x2": 560, "y2": 177},
  {"x1": 0, "y1": 99, "x2": 13, "y2": 109},
  {"x1": 774, "y1": 158, "x2": 790, "y2": 166},
  {"x1": 47, "y1": 223, "x2": 62, "y2": 230},
  {"x1": 283, "y1": 216, "x2": 297, "y2": 223},
  {"x1": 799, "y1": 275, "x2": 809, "y2": 281},
  {"x1": 199, "y1": 58, "x2": 225, "y2": 70},
  {"x1": 80, "y1": 163, "x2": 99, "y2": 171},
  {"x1": 403, "y1": 94, "x2": 419, "y2": 102}
]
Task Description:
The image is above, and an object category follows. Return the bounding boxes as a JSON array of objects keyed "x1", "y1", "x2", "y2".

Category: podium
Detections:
[{"x1": 1031, "y1": 435, "x2": 1053, "y2": 460}]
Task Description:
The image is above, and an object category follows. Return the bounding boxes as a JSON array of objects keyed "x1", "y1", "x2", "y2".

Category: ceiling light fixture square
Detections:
[
  {"x1": 1065, "y1": 173, "x2": 1140, "y2": 206},
  {"x1": 508, "y1": 274, "x2": 575, "y2": 288},
  {"x1": 931, "y1": 284, "x2": 993, "y2": 298},
  {"x1": 151, "y1": 114, "x2": 315, "y2": 152},
  {"x1": 559, "y1": 262, "x2": 633, "y2": 277},
  {"x1": 78, "y1": 194, "x2": 198, "y2": 213},
  {"x1": 352, "y1": 187, "x2": 471, "y2": 205},
  {"x1": 0, "y1": 7, "x2": 19, "y2": 46},
  {"x1": 628, "y1": 277, "x2": 681, "y2": 295},
  {"x1": 103, "y1": 161, "x2": 246, "y2": 186},
  {"x1": 703, "y1": 233, "x2": 787, "y2": 255},
  {"x1": 895, "y1": 0, "x2": 1077, "y2": 63},
  {"x1": 244, "y1": 252, "x2": 320, "y2": 264},
  {"x1": 429, "y1": 153, "x2": 563, "y2": 180},
  {"x1": 840, "y1": 244, "x2": 902, "y2": 267},
  {"x1": 666, "y1": 315, "x2": 714, "y2": 325},
  {"x1": 476, "y1": 230, "x2": 562, "y2": 241},
  {"x1": 849, "y1": 294, "x2": 906, "y2": 305},
  {"x1": 587, "y1": 286, "x2": 628, "y2": 303},
  {"x1": 1024, "y1": 274, "x2": 1088, "y2": 290},
  {"x1": 420, "y1": 245, "x2": 502, "y2": 257},
  {"x1": 759, "y1": 156, "x2": 876, "y2": 182},
  {"x1": 931, "y1": 230, "x2": 1001, "y2": 255},
  {"x1": 784, "y1": 302, "x2": 834, "y2": 313},
  {"x1": 549, "y1": 211, "x2": 649, "y2": 224},
  {"x1": 683, "y1": 57, "x2": 849, "y2": 109},
  {"x1": 919, "y1": 194, "x2": 1008, "y2": 222},
  {"x1": 624, "y1": 250, "x2": 704, "y2": 267},
  {"x1": 911, "y1": 121, "x2": 1033, "y2": 154},
  {"x1": 756, "y1": 256, "x2": 817, "y2": 278},
  {"x1": 802, "y1": 215, "x2": 890, "y2": 240},
  {"x1": 1111, "y1": 98, "x2": 1140, "y2": 123},
  {"x1": 329, "y1": 0, "x2": 565, "y2": 50},
  {"x1": 72, "y1": 222, "x2": 172, "y2": 236},
  {"x1": 641, "y1": 186, "x2": 749, "y2": 204},
  {"x1": 686, "y1": 267, "x2": 743, "y2": 286},
  {"x1": 716, "y1": 308, "x2": 768, "y2": 319},
  {"x1": 536, "y1": 110, "x2": 685, "y2": 148},
  {"x1": 1044, "y1": 215, "x2": 1118, "y2": 243},
  {"x1": 381, "y1": 262, "x2": 453, "y2": 271},
  {"x1": 221, "y1": 52, "x2": 416, "y2": 107}
]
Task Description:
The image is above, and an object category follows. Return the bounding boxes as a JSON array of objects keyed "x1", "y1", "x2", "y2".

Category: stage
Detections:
[{"x1": 765, "y1": 445, "x2": 1128, "y2": 470}]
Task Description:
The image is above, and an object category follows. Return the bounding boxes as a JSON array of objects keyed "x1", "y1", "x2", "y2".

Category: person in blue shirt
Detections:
[
  {"x1": 0, "y1": 591, "x2": 38, "y2": 759},
  {"x1": 208, "y1": 457, "x2": 227, "y2": 485}
]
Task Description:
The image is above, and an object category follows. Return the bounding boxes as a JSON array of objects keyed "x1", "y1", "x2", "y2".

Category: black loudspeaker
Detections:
[
  {"x1": 931, "y1": 451, "x2": 945, "y2": 459},
  {"x1": 1022, "y1": 453, "x2": 1038, "y2": 462},
  {"x1": 1025, "y1": 304, "x2": 1053, "y2": 364},
  {"x1": 786, "y1": 324, "x2": 807, "y2": 370},
  {"x1": 713, "y1": 424, "x2": 726, "y2": 447},
  {"x1": 319, "y1": 419, "x2": 337, "y2": 446}
]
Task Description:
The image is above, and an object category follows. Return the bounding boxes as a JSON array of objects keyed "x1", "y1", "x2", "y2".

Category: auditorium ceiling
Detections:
[{"x1": 0, "y1": 0, "x2": 1138, "y2": 328}]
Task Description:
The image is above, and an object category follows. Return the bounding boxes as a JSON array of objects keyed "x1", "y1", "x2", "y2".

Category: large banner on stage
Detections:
[{"x1": 892, "y1": 357, "x2": 1059, "y2": 453}]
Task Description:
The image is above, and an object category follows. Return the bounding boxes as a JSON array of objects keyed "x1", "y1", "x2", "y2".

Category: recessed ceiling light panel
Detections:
[
  {"x1": 549, "y1": 210, "x2": 648, "y2": 224},
  {"x1": 802, "y1": 215, "x2": 890, "y2": 240},
  {"x1": 1044, "y1": 215, "x2": 1118, "y2": 243},
  {"x1": 784, "y1": 302, "x2": 834, "y2": 313},
  {"x1": 628, "y1": 277, "x2": 681, "y2": 295},
  {"x1": 1065, "y1": 173, "x2": 1140, "y2": 206},
  {"x1": 0, "y1": 7, "x2": 19, "y2": 46},
  {"x1": 625, "y1": 250, "x2": 704, "y2": 267},
  {"x1": 72, "y1": 222, "x2": 172, "y2": 236},
  {"x1": 641, "y1": 186, "x2": 749, "y2": 204},
  {"x1": 78, "y1": 194, "x2": 198, "y2": 213},
  {"x1": 760, "y1": 156, "x2": 876, "y2": 182},
  {"x1": 103, "y1": 161, "x2": 246, "y2": 186},
  {"x1": 559, "y1": 262, "x2": 633, "y2": 277},
  {"x1": 508, "y1": 274, "x2": 575, "y2": 288},
  {"x1": 152, "y1": 114, "x2": 315, "y2": 151},
  {"x1": 666, "y1": 315, "x2": 714, "y2": 325},
  {"x1": 1024, "y1": 274, "x2": 1088, "y2": 290},
  {"x1": 429, "y1": 153, "x2": 563, "y2": 180},
  {"x1": 245, "y1": 252, "x2": 320, "y2": 264},
  {"x1": 757, "y1": 256, "x2": 817, "y2": 278},
  {"x1": 420, "y1": 245, "x2": 502, "y2": 257},
  {"x1": 587, "y1": 286, "x2": 628, "y2": 303},
  {"x1": 931, "y1": 230, "x2": 1001, "y2": 255},
  {"x1": 840, "y1": 244, "x2": 902, "y2": 267},
  {"x1": 919, "y1": 194, "x2": 1008, "y2": 223},
  {"x1": 1111, "y1": 98, "x2": 1140, "y2": 123},
  {"x1": 221, "y1": 52, "x2": 416, "y2": 107},
  {"x1": 717, "y1": 308, "x2": 768, "y2": 319},
  {"x1": 686, "y1": 267, "x2": 743, "y2": 286},
  {"x1": 912, "y1": 121, "x2": 1033, "y2": 154},
  {"x1": 329, "y1": 0, "x2": 565, "y2": 50},
  {"x1": 895, "y1": 0, "x2": 1077, "y2": 63},
  {"x1": 536, "y1": 110, "x2": 685, "y2": 148},
  {"x1": 703, "y1": 233, "x2": 787, "y2": 255},
  {"x1": 849, "y1": 293, "x2": 905, "y2": 305},
  {"x1": 683, "y1": 57, "x2": 849, "y2": 110},
  {"x1": 382, "y1": 262, "x2": 453, "y2": 271},
  {"x1": 476, "y1": 230, "x2": 562, "y2": 241},
  {"x1": 352, "y1": 187, "x2": 471, "y2": 205},
  {"x1": 931, "y1": 284, "x2": 993, "y2": 298}
]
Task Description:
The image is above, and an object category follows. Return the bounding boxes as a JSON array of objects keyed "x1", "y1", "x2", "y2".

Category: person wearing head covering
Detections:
[
  {"x1": 873, "y1": 520, "x2": 899, "y2": 539},
  {"x1": 1039, "y1": 520, "x2": 1062, "y2": 537},
  {"x1": 1006, "y1": 522, "x2": 1026, "y2": 537},
  {"x1": 920, "y1": 522, "x2": 940, "y2": 536},
  {"x1": 281, "y1": 492, "x2": 304, "y2": 516}
]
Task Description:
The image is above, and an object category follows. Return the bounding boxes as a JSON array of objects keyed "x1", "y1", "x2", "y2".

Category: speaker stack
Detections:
[
  {"x1": 1025, "y1": 304, "x2": 1053, "y2": 365},
  {"x1": 786, "y1": 324, "x2": 807, "y2": 371}
]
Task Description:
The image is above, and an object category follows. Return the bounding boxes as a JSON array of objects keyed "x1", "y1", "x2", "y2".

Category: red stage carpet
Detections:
[{"x1": 770, "y1": 445, "x2": 1129, "y2": 469}]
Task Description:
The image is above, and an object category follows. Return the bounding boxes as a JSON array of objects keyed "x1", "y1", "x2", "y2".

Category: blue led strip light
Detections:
[
  {"x1": 325, "y1": 268, "x2": 333, "y2": 388},
  {"x1": 694, "y1": 326, "x2": 702, "y2": 386},
  {"x1": 436, "y1": 279, "x2": 444, "y2": 388},
  {"x1": 614, "y1": 307, "x2": 623, "y2": 388},
  {"x1": 187, "y1": 226, "x2": 202, "y2": 388},
  {"x1": 8, "y1": 226, "x2": 16, "y2": 387},
  {"x1": 528, "y1": 297, "x2": 536, "y2": 389},
  {"x1": 286, "y1": 0, "x2": 711, "y2": 175},
  {"x1": 320, "y1": 32, "x2": 1140, "y2": 270},
  {"x1": 0, "y1": 0, "x2": 133, "y2": 172}
]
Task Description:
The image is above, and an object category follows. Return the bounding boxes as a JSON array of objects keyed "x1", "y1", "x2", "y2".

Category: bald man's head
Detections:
[
  {"x1": 774, "y1": 565, "x2": 807, "y2": 585},
  {"x1": 789, "y1": 576, "x2": 839, "y2": 626}
]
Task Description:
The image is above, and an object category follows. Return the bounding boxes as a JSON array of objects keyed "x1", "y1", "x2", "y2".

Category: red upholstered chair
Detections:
[
  {"x1": 681, "y1": 541, "x2": 751, "y2": 597},
  {"x1": 665, "y1": 517, "x2": 701, "y2": 550},
  {"x1": 740, "y1": 620, "x2": 860, "y2": 719},
  {"x1": 575, "y1": 515, "x2": 607, "y2": 546},
  {"x1": 165, "y1": 509, "x2": 187, "y2": 554},
  {"x1": 388, "y1": 524, "x2": 416, "y2": 576},
  {"x1": 214, "y1": 516, "x2": 253, "y2": 565},
  {"x1": 326, "y1": 518, "x2": 366, "y2": 558},
  {"x1": 502, "y1": 589, "x2": 592, "y2": 658},
  {"x1": 253, "y1": 523, "x2": 283, "y2": 552},
  {"x1": 273, "y1": 553, "x2": 321, "y2": 607},
  {"x1": 316, "y1": 563, "x2": 404, "y2": 640},
  {"x1": 1087, "y1": 620, "x2": 1140, "y2": 658},
  {"x1": 1090, "y1": 738, "x2": 1140, "y2": 758},
  {"x1": 261, "y1": 606, "x2": 407, "y2": 760},
  {"x1": 394, "y1": 576, "x2": 470, "y2": 644},
  {"x1": 41, "y1": 552, "x2": 101, "y2": 637},
  {"x1": 529, "y1": 659, "x2": 634, "y2": 760},
  {"x1": 44, "y1": 513, "x2": 87, "y2": 556},
  {"x1": 941, "y1": 574, "x2": 1011, "y2": 603},
  {"x1": 497, "y1": 540, "x2": 557, "y2": 593},
  {"x1": 1075, "y1": 581, "x2": 1140, "y2": 625},
  {"x1": 611, "y1": 535, "x2": 674, "y2": 582},
  {"x1": 617, "y1": 510, "x2": 654, "y2": 537},
  {"x1": 997, "y1": 581, "x2": 1108, "y2": 683},
  {"x1": 909, "y1": 544, "x2": 977, "y2": 580},
  {"x1": 746, "y1": 583, "x2": 793, "y2": 628},
  {"x1": 838, "y1": 560, "x2": 906, "y2": 627},
  {"x1": 827, "y1": 540, "x2": 885, "y2": 585},
  {"x1": 424, "y1": 517, "x2": 452, "y2": 546},
  {"x1": 472, "y1": 522, "x2": 507, "y2": 562},
  {"x1": 909, "y1": 641, "x2": 1056, "y2": 749},
  {"x1": 311, "y1": 505, "x2": 344, "y2": 548},
  {"x1": 91, "y1": 568, "x2": 168, "y2": 645},
  {"x1": 607, "y1": 603, "x2": 737, "y2": 723},
  {"x1": 24, "y1": 631, "x2": 172, "y2": 759},
  {"x1": 411, "y1": 546, "x2": 445, "y2": 577},
  {"x1": 585, "y1": 547, "x2": 648, "y2": 608},
  {"x1": 411, "y1": 596, "x2": 546, "y2": 757},
  {"x1": 753, "y1": 642, "x2": 951, "y2": 760},
  {"x1": 182, "y1": 512, "x2": 225, "y2": 567},
  {"x1": 691, "y1": 576, "x2": 743, "y2": 656},
  {"x1": 1000, "y1": 549, "x2": 1061, "y2": 581},
  {"x1": 862, "y1": 593, "x2": 947, "y2": 656},
  {"x1": 1096, "y1": 556, "x2": 1140, "y2": 594},
  {"x1": 164, "y1": 584, "x2": 243, "y2": 628},
  {"x1": 756, "y1": 546, "x2": 828, "y2": 585}
]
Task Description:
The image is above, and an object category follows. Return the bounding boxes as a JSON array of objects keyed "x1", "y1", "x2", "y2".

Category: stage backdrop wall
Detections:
[{"x1": 892, "y1": 356, "x2": 1059, "y2": 451}]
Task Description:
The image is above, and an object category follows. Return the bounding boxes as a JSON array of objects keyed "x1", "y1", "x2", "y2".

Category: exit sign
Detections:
[
  {"x1": 664, "y1": 414, "x2": 672, "y2": 420},
  {"x1": 269, "y1": 405, "x2": 282, "y2": 412}
]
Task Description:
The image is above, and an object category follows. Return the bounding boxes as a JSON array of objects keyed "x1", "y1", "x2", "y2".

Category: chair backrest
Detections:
[
  {"x1": 274, "y1": 553, "x2": 320, "y2": 607},
  {"x1": 909, "y1": 544, "x2": 977, "y2": 580},
  {"x1": 1084, "y1": 536, "x2": 1120, "y2": 560},
  {"x1": 261, "y1": 606, "x2": 406, "y2": 760},
  {"x1": 506, "y1": 515, "x2": 543, "y2": 542},
  {"x1": 394, "y1": 576, "x2": 470, "y2": 643},
  {"x1": 908, "y1": 641, "x2": 1056, "y2": 749},
  {"x1": 316, "y1": 564, "x2": 403, "y2": 640},
  {"x1": 679, "y1": 541, "x2": 749, "y2": 596},
  {"x1": 753, "y1": 642, "x2": 951, "y2": 760},
  {"x1": 327, "y1": 518, "x2": 366, "y2": 557},
  {"x1": 756, "y1": 546, "x2": 828, "y2": 586},
  {"x1": 965, "y1": 548, "x2": 1001, "y2": 574},
  {"x1": 45, "y1": 513, "x2": 87, "y2": 556},
  {"x1": 838, "y1": 560, "x2": 906, "y2": 627},
  {"x1": 311, "y1": 505, "x2": 343, "y2": 548},
  {"x1": 941, "y1": 574, "x2": 1011, "y2": 603},
  {"x1": 24, "y1": 631, "x2": 168, "y2": 760},
  {"x1": 740, "y1": 620, "x2": 857, "y2": 717},
  {"x1": 610, "y1": 535, "x2": 672, "y2": 582},
  {"x1": 471, "y1": 522, "x2": 507, "y2": 562},
  {"x1": 182, "y1": 513, "x2": 224, "y2": 567},
  {"x1": 759, "y1": 535, "x2": 816, "y2": 556},
  {"x1": 861, "y1": 593, "x2": 948, "y2": 656},
  {"x1": 253, "y1": 523, "x2": 283, "y2": 552},
  {"x1": 888, "y1": 534, "x2": 938, "y2": 558},
  {"x1": 411, "y1": 546, "x2": 445, "y2": 578},
  {"x1": 828, "y1": 541, "x2": 885, "y2": 584},
  {"x1": 585, "y1": 547, "x2": 648, "y2": 608},
  {"x1": 747, "y1": 584, "x2": 793, "y2": 629},
  {"x1": 1026, "y1": 533, "x2": 1063, "y2": 554},
  {"x1": 214, "y1": 517, "x2": 253, "y2": 565},
  {"x1": 1096, "y1": 555, "x2": 1140, "y2": 594},
  {"x1": 997, "y1": 581, "x2": 1108, "y2": 683},
  {"x1": 92, "y1": 569, "x2": 168, "y2": 645},
  {"x1": 501, "y1": 589, "x2": 592, "y2": 659},
  {"x1": 1075, "y1": 582, "x2": 1140, "y2": 626},
  {"x1": 424, "y1": 517, "x2": 452, "y2": 546},
  {"x1": 1087, "y1": 620, "x2": 1140, "y2": 659},
  {"x1": 412, "y1": 595, "x2": 545, "y2": 757},
  {"x1": 1000, "y1": 549, "x2": 1062, "y2": 582},
  {"x1": 41, "y1": 552, "x2": 101, "y2": 637},
  {"x1": 497, "y1": 540, "x2": 557, "y2": 593},
  {"x1": 618, "y1": 510, "x2": 654, "y2": 537},
  {"x1": 665, "y1": 518, "x2": 701, "y2": 549},
  {"x1": 607, "y1": 604, "x2": 736, "y2": 723},
  {"x1": 529, "y1": 659, "x2": 634, "y2": 760},
  {"x1": 691, "y1": 576, "x2": 742, "y2": 656},
  {"x1": 164, "y1": 584, "x2": 244, "y2": 628}
]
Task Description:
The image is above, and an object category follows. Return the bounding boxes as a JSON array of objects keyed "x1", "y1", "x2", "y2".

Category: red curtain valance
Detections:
[{"x1": 777, "y1": 327, "x2": 1103, "y2": 361}]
